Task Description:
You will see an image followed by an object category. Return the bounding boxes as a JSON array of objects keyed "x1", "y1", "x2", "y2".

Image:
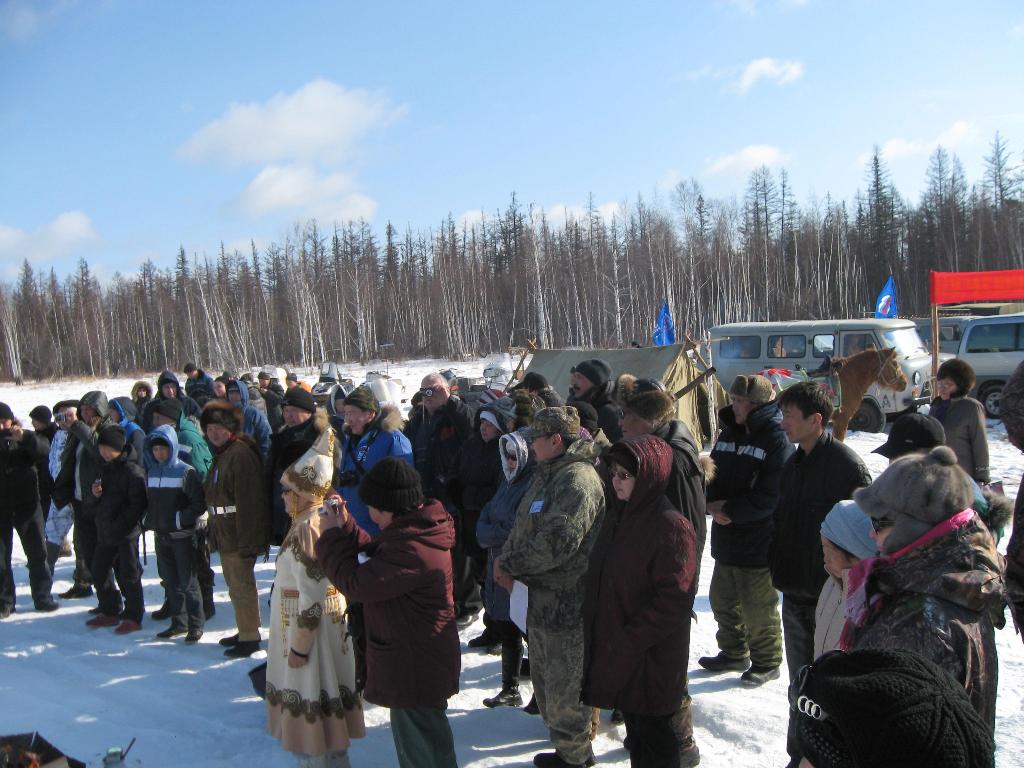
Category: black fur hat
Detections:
[
  {"x1": 936, "y1": 358, "x2": 976, "y2": 397},
  {"x1": 200, "y1": 399, "x2": 244, "y2": 434}
]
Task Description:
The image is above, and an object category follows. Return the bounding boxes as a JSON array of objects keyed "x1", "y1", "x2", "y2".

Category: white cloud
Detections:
[
  {"x1": 706, "y1": 144, "x2": 788, "y2": 175},
  {"x1": 0, "y1": 211, "x2": 99, "y2": 265},
  {"x1": 0, "y1": 0, "x2": 71, "y2": 42},
  {"x1": 179, "y1": 78, "x2": 404, "y2": 167},
  {"x1": 235, "y1": 164, "x2": 376, "y2": 223},
  {"x1": 1010, "y1": 24, "x2": 1024, "y2": 40},
  {"x1": 734, "y1": 57, "x2": 804, "y2": 93},
  {"x1": 457, "y1": 210, "x2": 488, "y2": 230},
  {"x1": 658, "y1": 169, "x2": 685, "y2": 192},
  {"x1": 858, "y1": 120, "x2": 973, "y2": 164}
]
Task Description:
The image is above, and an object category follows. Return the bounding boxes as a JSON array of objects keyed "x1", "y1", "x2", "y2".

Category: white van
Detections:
[
  {"x1": 946, "y1": 313, "x2": 1024, "y2": 419},
  {"x1": 708, "y1": 318, "x2": 933, "y2": 432}
]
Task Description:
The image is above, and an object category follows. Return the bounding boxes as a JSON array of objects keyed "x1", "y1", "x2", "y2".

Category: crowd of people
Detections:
[{"x1": 0, "y1": 353, "x2": 1021, "y2": 768}]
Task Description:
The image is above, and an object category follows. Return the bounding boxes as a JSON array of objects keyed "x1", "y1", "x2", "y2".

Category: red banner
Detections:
[{"x1": 930, "y1": 270, "x2": 1024, "y2": 305}]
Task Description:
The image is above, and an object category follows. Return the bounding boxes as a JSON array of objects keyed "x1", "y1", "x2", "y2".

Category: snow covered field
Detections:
[{"x1": 1, "y1": 361, "x2": 1021, "y2": 767}]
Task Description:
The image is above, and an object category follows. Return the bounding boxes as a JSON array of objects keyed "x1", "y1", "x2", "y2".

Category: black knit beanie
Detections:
[
  {"x1": 153, "y1": 398, "x2": 183, "y2": 423},
  {"x1": 98, "y1": 424, "x2": 126, "y2": 453},
  {"x1": 283, "y1": 387, "x2": 317, "y2": 414},
  {"x1": 29, "y1": 405, "x2": 52, "y2": 423},
  {"x1": 344, "y1": 385, "x2": 379, "y2": 413},
  {"x1": 795, "y1": 649, "x2": 994, "y2": 768},
  {"x1": 358, "y1": 457, "x2": 424, "y2": 514}
]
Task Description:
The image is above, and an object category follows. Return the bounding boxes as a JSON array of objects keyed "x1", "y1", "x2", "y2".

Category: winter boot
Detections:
[
  {"x1": 60, "y1": 583, "x2": 93, "y2": 599},
  {"x1": 523, "y1": 693, "x2": 540, "y2": 715},
  {"x1": 740, "y1": 665, "x2": 781, "y2": 687},
  {"x1": 483, "y1": 643, "x2": 523, "y2": 707},
  {"x1": 224, "y1": 640, "x2": 260, "y2": 658},
  {"x1": 532, "y1": 752, "x2": 595, "y2": 768},
  {"x1": 151, "y1": 602, "x2": 171, "y2": 621},
  {"x1": 697, "y1": 652, "x2": 750, "y2": 673},
  {"x1": 679, "y1": 737, "x2": 701, "y2": 767}
]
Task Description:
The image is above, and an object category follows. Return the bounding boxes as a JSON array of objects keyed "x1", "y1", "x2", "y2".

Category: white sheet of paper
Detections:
[{"x1": 510, "y1": 580, "x2": 528, "y2": 634}]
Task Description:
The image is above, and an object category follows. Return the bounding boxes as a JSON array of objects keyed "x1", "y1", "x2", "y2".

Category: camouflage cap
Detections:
[{"x1": 525, "y1": 406, "x2": 581, "y2": 440}]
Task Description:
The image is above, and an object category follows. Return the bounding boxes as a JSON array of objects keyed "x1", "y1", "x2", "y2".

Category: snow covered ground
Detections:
[{"x1": 1, "y1": 361, "x2": 1021, "y2": 767}]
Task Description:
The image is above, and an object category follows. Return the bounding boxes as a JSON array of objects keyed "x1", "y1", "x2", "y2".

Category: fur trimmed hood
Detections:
[
  {"x1": 342, "y1": 403, "x2": 403, "y2": 437},
  {"x1": 200, "y1": 398, "x2": 243, "y2": 434},
  {"x1": 614, "y1": 373, "x2": 675, "y2": 423}
]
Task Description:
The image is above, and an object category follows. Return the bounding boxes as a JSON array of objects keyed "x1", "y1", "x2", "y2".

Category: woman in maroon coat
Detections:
[
  {"x1": 316, "y1": 457, "x2": 460, "y2": 768},
  {"x1": 582, "y1": 434, "x2": 698, "y2": 768}
]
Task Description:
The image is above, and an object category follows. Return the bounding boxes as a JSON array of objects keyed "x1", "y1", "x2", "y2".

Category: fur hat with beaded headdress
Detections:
[{"x1": 283, "y1": 428, "x2": 336, "y2": 502}]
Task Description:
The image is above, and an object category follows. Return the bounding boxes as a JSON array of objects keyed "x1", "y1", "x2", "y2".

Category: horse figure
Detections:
[{"x1": 829, "y1": 347, "x2": 908, "y2": 441}]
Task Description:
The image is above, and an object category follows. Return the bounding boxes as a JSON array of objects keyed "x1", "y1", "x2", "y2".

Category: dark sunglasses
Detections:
[
  {"x1": 610, "y1": 469, "x2": 634, "y2": 481},
  {"x1": 870, "y1": 517, "x2": 895, "y2": 533},
  {"x1": 788, "y1": 650, "x2": 841, "y2": 723}
]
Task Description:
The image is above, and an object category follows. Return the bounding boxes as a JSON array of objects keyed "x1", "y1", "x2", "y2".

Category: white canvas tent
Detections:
[{"x1": 523, "y1": 343, "x2": 720, "y2": 444}]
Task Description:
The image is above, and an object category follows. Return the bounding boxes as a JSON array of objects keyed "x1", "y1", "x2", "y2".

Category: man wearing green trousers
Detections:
[{"x1": 700, "y1": 375, "x2": 793, "y2": 686}]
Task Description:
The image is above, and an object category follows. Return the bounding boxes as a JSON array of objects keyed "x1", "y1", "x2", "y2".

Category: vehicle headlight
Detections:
[{"x1": 912, "y1": 371, "x2": 921, "y2": 385}]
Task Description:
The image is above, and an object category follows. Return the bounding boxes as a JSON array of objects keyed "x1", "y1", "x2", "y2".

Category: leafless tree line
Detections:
[{"x1": 2, "y1": 135, "x2": 1022, "y2": 382}]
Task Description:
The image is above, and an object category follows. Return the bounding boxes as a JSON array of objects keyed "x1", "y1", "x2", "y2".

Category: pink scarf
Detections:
[{"x1": 838, "y1": 509, "x2": 975, "y2": 650}]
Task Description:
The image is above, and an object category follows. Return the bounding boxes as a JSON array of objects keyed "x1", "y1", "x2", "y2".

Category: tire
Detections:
[
  {"x1": 849, "y1": 399, "x2": 885, "y2": 433},
  {"x1": 977, "y1": 382, "x2": 1003, "y2": 420}
]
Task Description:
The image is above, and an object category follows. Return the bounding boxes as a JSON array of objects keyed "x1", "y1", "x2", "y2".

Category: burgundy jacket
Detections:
[
  {"x1": 316, "y1": 499, "x2": 461, "y2": 709},
  {"x1": 582, "y1": 435, "x2": 698, "y2": 716}
]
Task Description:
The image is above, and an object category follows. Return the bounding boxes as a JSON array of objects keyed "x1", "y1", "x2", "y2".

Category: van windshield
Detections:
[{"x1": 881, "y1": 328, "x2": 928, "y2": 356}]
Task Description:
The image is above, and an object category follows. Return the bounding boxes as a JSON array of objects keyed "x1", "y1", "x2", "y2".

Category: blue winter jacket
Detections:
[
  {"x1": 110, "y1": 397, "x2": 146, "y2": 468},
  {"x1": 336, "y1": 405, "x2": 413, "y2": 536},
  {"x1": 231, "y1": 379, "x2": 271, "y2": 458},
  {"x1": 142, "y1": 425, "x2": 206, "y2": 535}
]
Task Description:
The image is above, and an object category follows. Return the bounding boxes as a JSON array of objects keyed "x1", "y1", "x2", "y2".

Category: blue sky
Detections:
[{"x1": 1, "y1": 0, "x2": 1022, "y2": 281}]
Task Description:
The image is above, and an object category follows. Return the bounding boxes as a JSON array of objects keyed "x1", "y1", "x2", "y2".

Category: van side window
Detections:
[
  {"x1": 841, "y1": 333, "x2": 877, "y2": 356},
  {"x1": 768, "y1": 334, "x2": 806, "y2": 359},
  {"x1": 721, "y1": 335, "x2": 761, "y2": 359},
  {"x1": 965, "y1": 323, "x2": 1019, "y2": 353},
  {"x1": 812, "y1": 334, "x2": 834, "y2": 358}
]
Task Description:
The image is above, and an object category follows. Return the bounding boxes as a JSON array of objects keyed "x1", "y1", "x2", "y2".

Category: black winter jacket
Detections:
[
  {"x1": 653, "y1": 419, "x2": 709, "y2": 565},
  {"x1": 707, "y1": 402, "x2": 794, "y2": 568},
  {"x1": 405, "y1": 397, "x2": 475, "y2": 504},
  {"x1": 53, "y1": 391, "x2": 114, "y2": 512},
  {"x1": 141, "y1": 370, "x2": 202, "y2": 433},
  {"x1": 94, "y1": 449, "x2": 148, "y2": 546},
  {"x1": 569, "y1": 382, "x2": 622, "y2": 443},
  {"x1": 34, "y1": 423, "x2": 57, "y2": 514},
  {"x1": 769, "y1": 432, "x2": 871, "y2": 600},
  {"x1": 0, "y1": 428, "x2": 48, "y2": 524},
  {"x1": 458, "y1": 434, "x2": 503, "y2": 513}
]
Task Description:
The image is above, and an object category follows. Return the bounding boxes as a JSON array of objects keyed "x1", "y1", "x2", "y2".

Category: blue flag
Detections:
[
  {"x1": 652, "y1": 301, "x2": 676, "y2": 346},
  {"x1": 874, "y1": 275, "x2": 898, "y2": 319}
]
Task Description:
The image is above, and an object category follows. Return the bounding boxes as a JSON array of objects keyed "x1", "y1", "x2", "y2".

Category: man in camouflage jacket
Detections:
[{"x1": 495, "y1": 407, "x2": 605, "y2": 768}]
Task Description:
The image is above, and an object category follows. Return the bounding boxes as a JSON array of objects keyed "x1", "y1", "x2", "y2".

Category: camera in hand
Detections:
[
  {"x1": 336, "y1": 470, "x2": 360, "y2": 487},
  {"x1": 0, "y1": 429, "x2": 15, "y2": 451}
]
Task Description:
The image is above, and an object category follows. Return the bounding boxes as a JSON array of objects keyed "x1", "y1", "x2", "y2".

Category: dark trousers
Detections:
[
  {"x1": 451, "y1": 505, "x2": 482, "y2": 616},
  {"x1": 71, "y1": 501, "x2": 94, "y2": 587},
  {"x1": 390, "y1": 706, "x2": 457, "y2": 768},
  {"x1": 1, "y1": 508, "x2": 53, "y2": 609},
  {"x1": 195, "y1": 528, "x2": 214, "y2": 604},
  {"x1": 92, "y1": 536, "x2": 144, "y2": 623},
  {"x1": 782, "y1": 593, "x2": 817, "y2": 767},
  {"x1": 155, "y1": 533, "x2": 203, "y2": 631},
  {"x1": 622, "y1": 711, "x2": 680, "y2": 768},
  {"x1": 346, "y1": 601, "x2": 367, "y2": 692}
]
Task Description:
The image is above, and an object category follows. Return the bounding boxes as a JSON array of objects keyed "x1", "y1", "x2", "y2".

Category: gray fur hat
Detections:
[{"x1": 854, "y1": 446, "x2": 975, "y2": 554}]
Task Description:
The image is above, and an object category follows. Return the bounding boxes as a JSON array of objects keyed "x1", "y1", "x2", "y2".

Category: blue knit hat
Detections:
[{"x1": 821, "y1": 500, "x2": 877, "y2": 560}]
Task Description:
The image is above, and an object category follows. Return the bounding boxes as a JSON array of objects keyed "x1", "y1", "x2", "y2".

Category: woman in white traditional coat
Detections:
[{"x1": 266, "y1": 429, "x2": 366, "y2": 768}]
